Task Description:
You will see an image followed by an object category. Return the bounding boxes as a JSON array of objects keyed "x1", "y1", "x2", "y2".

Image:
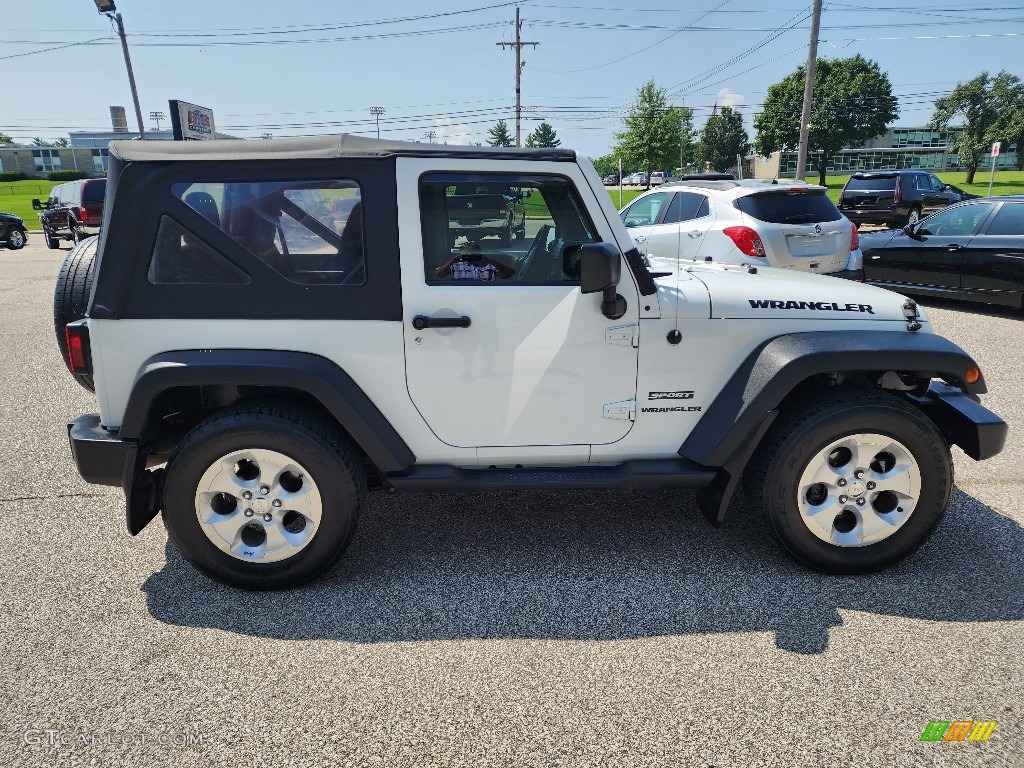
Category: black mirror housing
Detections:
[
  {"x1": 32, "y1": 199, "x2": 43, "y2": 210},
  {"x1": 579, "y1": 242, "x2": 621, "y2": 295}
]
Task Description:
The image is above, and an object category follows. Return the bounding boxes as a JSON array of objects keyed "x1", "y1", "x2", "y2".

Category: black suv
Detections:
[
  {"x1": 33, "y1": 178, "x2": 106, "y2": 249},
  {"x1": 839, "y1": 171, "x2": 974, "y2": 229},
  {"x1": 0, "y1": 212, "x2": 28, "y2": 250}
]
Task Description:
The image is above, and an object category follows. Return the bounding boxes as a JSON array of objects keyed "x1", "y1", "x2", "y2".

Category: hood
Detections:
[
  {"x1": 664, "y1": 263, "x2": 924, "y2": 323},
  {"x1": 0, "y1": 212, "x2": 23, "y2": 223}
]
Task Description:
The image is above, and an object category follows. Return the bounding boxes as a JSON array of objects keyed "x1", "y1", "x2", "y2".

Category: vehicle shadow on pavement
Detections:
[{"x1": 143, "y1": 488, "x2": 1024, "y2": 655}]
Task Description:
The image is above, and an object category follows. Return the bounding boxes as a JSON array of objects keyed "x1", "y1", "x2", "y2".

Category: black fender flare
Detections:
[
  {"x1": 119, "y1": 349, "x2": 415, "y2": 473},
  {"x1": 682, "y1": 331, "x2": 986, "y2": 524},
  {"x1": 680, "y1": 330, "x2": 985, "y2": 469}
]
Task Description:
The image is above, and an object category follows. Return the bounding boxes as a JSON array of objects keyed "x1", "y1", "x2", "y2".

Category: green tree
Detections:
[
  {"x1": 486, "y1": 119, "x2": 515, "y2": 147},
  {"x1": 525, "y1": 122, "x2": 561, "y2": 148},
  {"x1": 53, "y1": 137, "x2": 71, "y2": 147},
  {"x1": 31, "y1": 137, "x2": 54, "y2": 147},
  {"x1": 0, "y1": 132, "x2": 13, "y2": 145},
  {"x1": 754, "y1": 55, "x2": 898, "y2": 185},
  {"x1": 591, "y1": 153, "x2": 619, "y2": 177},
  {"x1": 613, "y1": 80, "x2": 694, "y2": 188},
  {"x1": 977, "y1": 72, "x2": 1024, "y2": 173},
  {"x1": 696, "y1": 107, "x2": 750, "y2": 172}
]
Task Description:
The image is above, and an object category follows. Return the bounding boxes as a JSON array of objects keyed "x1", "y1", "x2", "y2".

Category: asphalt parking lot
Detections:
[{"x1": 0, "y1": 239, "x2": 1020, "y2": 768}]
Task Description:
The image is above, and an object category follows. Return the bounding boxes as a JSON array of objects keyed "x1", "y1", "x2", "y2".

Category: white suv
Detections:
[{"x1": 621, "y1": 179, "x2": 863, "y2": 279}]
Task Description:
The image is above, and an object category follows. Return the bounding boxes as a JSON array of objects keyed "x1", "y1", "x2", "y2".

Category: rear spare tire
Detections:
[{"x1": 53, "y1": 236, "x2": 99, "y2": 392}]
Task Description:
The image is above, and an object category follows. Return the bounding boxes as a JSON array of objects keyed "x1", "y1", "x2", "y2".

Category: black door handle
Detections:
[{"x1": 412, "y1": 315, "x2": 472, "y2": 330}]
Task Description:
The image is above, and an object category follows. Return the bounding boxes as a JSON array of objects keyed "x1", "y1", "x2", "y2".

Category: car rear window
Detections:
[
  {"x1": 82, "y1": 181, "x2": 106, "y2": 203},
  {"x1": 735, "y1": 190, "x2": 841, "y2": 224},
  {"x1": 844, "y1": 176, "x2": 897, "y2": 192}
]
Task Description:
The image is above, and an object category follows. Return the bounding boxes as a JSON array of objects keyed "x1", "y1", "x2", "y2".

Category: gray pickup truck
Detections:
[{"x1": 446, "y1": 183, "x2": 527, "y2": 245}]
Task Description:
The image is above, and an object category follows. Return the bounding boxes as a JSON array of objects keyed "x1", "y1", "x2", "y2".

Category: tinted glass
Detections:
[
  {"x1": 420, "y1": 173, "x2": 597, "y2": 285},
  {"x1": 82, "y1": 180, "x2": 106, "y2": 203},
  {"x1": 986, "y1": 203, "x2": 1024, "y2": 236},
  {"x1": 845, "y1": 176, "x2": 896, "y2": 192},
  {"x1": 917, "y1": 203, "x2": 996, "y2": 237},
  {"x1": 172, "y1": 180, "x2": 364, "y2": 285},
  {"x1": 735, "y1": 190, "x2": 842, "y2": 224},
  {"x1": 621, "y1": 192, "x2": 670, "y2": 227},
  {"x1": 148, "y1": 216, "x2": 250, "y2": 285},
  {"x1": 664, "y1": 191, "x2": 710, "y2": 224}
]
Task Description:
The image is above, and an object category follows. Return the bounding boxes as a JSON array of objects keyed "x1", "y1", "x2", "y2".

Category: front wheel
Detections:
[
  {"x1": 162, "y1": 404, "x2": 365, "y2": 589},
  {"x1": 6, "y1": 228, "x2": 26, "y2": 249},
  {"x1": 744, "y1": 389, "x2": 952, "y2": 574}
]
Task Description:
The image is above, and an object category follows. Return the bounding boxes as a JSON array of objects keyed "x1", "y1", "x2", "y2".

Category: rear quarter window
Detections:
[
  {"x1": 82, "y1": 181, "x2": 106, "y2": 204},
  {"x1": 735, "y1": 191, "x2": 841, "y2": 224}
]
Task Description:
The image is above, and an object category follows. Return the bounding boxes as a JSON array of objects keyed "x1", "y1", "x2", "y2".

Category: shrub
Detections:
[
  {"x1": 0, "y1": 171, "x2": 25, "y2": 182},
  {"x1": 47, "y1": 170, "x2": 87, "y2": 181}
]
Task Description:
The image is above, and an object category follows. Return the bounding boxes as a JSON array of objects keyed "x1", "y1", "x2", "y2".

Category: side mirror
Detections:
[
  {"x1": 579, "y1": 242, "x2": 626, "y2": 320},
  {"x1": 32, "y1": 199, "x2": 43, "y2": 210}
]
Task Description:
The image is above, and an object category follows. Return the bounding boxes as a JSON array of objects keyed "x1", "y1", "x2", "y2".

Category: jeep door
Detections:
[{"x1": 400, "y1": 160, "x2": 640, "y2": 450}]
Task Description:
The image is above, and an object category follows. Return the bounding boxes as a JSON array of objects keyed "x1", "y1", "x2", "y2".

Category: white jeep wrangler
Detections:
[{"x1": 59, "y1": 135, "x2": 1007, "y2": 589}]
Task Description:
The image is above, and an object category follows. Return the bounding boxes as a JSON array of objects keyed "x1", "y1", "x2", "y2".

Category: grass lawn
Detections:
[{"x1": 0, "y1": 180, "x2": 59, "y2": 226}]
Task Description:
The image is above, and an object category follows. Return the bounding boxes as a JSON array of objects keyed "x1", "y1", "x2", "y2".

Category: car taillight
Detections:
[
  {"x1": 65, "y1": 322, "x2": 92, "y2": 375},
  {"x1": 893, "y1": 182, "x2": 901, "y2": 203},
  {"x1": 850, "y1": 223, "x2": 859, "y2": 251},
  {"x1": 498, "y1": 200, "x2": 507, "y2": 214},
  {"x1": 722, "y1": 226, "x2": 766, "y2": 257},
  {"x1": 79, "y1": 206, "x2": 88, "y2": 224}
]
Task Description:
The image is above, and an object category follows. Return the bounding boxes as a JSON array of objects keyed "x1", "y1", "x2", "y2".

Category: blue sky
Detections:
[{"x1": 4, "y1": 0, "x2": 1023, "y2": 157}]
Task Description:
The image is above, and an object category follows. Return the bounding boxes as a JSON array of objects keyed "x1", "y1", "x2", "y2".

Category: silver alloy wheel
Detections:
[
  {"x1": 8, "y1": 229, "x2": 25, "y2": 248},
  {"x1": 796, "y1": 432, "x2": 921, "y2": 547},
  {"x1": 194, "y1": 448, "x2": 323, "y2": 563}
]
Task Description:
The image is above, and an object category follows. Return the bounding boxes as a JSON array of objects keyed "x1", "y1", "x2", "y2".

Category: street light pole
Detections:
[
  {"x1": 94, "y1": 2, "x2": 145, "y2": 139},
  {"x1": 795, "y1": 0, "x2": 822, "y2": 181},
  {"x1": 369, "y1": 106, "x2": 386, "y2": 140}
]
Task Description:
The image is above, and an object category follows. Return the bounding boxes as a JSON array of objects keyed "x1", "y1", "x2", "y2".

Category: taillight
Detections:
[
  {"x1": 498, "y1": 200, "x2": 507, "y2": 214},
  {"x1": 65, "y1": 322, "x2": 92, "y2": 375},
  {"x1": 79, "y1": 206, "x2": 88, "y2": 224},
  {"x1": 893, "y1": 182, "x2": 901, "y2": 204},
  {"x1": 722, "y1": 226, "x2": 766, "y2": 257},
  {"x1": 850, "y1": 223, "x2": 859, "y2": 251}
]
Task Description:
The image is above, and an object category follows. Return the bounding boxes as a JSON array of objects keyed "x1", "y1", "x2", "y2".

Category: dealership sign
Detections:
[{"x1": 169, "y1": 100, "x2": 216, "y2": 141}]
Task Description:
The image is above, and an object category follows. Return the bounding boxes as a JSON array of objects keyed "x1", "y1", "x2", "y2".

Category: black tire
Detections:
[
  {"x1": 44, "y1": 228, "x2": 60, "y2": 250},
  {"x1": 6, "y1": 227, "x2": 27, "y2": 250},
  {"x1": 743, "y1": 389, "x2": 952, "y2": 574},
  {"x1": 53, "y1": 237, "x2": 99, "y2": 392},
  {"x1": 69, "y1": 220, "x2": 82, "y2": 245},
  {"x1": 162, "y1": 403, "x2": 365, "y2": 590},
  {"x1": 905, "y1": 207, "x2": 921, "y2": 227}
]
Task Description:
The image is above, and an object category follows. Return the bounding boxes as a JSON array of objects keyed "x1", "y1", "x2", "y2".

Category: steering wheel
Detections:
[{"x1": 516, "y1": 224, "x2": 551, "y2": 282}]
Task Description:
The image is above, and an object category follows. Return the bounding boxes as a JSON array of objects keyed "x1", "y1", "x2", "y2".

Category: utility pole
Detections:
[
  {"x1": 149, "y1": 111, "x2": 166, "y2": 131},
  {"x1": 423, "y1": 130, "x2": 437, "y2": 143},
  {"x1": 795, "y1": 0, "x2": 822, "y2": 181},
  {"x1": 369, "y1": 106, "x2": 386, "y2": 140},
  {"x1": 496, "y1": 6, "x2": 539, "y2": 147}
]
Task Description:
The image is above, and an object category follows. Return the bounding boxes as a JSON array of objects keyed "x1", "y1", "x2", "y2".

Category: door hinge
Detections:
[
  {"x1": 603, "y1": 399, "x2": 636, "y2": 421},
  {"x1": 605, "y1": 324, "x2": 639, "y2": 348}
]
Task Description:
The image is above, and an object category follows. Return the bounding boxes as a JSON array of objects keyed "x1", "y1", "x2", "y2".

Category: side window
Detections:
[
  {"x1": 918, "y1": 203, "x2": 995, "y2": 237},
  {"x1": 916, "y1": 174, "x2": 930, "y2": 191},
  {"x1": 148, "y1": 216, "x2": 250, "y2": 285},
  {"x1": 420, "y1": 173, "x2": 599, "y2": 285},
  {"x1": 986, "y1": 203, "x2": 1024, "y2": 236},
  {"x1": 929, "y1": 175, "x2": 944, "y2": 192},
  {"x1": 899, "y1": 176, "x2": 915, "y2": 197},
  {"x1": 621, "y1": 192, "x2": 669, "y2": 228},
  {"x1": 664, "y1": 191, "x2": 710, "y2": 224},
  {"x1": 170, "y1": 180, "x2": 364, "y2": 285}
]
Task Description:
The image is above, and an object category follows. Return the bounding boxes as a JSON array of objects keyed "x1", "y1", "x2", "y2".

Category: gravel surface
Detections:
[{"x1": 0, "y1": 241, "x2": 1020, "y2": 767}]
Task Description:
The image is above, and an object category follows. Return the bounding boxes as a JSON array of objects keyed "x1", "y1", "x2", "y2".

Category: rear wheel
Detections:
[
  {"x1": 906, "y1": 207, "x2": 921, "y2": 226},
  {"x1": 162, "y1": 403, "x2": 365, "y2": 590},
  {"x1": 69, "y1": 220, "x2": 82, "y2": 245},
  {"x1": 744, "y1": 389, "x2": 952, "y2": 574},
  {"x1": 53, "y1": 237, "x2": 99, "y2": 391},
  {"x1": 44, "y1": 228, "x2": 60, "y2": 249}
]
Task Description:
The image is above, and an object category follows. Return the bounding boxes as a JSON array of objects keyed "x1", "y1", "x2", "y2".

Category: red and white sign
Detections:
[{"x1": 992, "y1": 142, "x2": 1001, "y2": 157}]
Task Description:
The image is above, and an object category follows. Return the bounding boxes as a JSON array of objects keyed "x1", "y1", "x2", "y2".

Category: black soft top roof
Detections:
[{"x1": 108, "y1": 133, "x2": 577, "y2": 163}]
